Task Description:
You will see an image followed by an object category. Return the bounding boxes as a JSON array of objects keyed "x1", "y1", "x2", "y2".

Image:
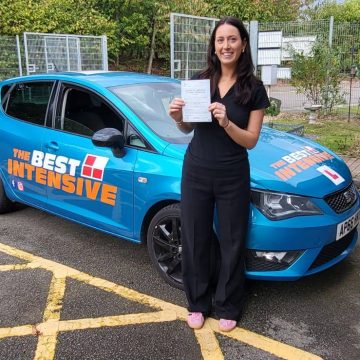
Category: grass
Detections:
[
  {"x1": 332, "y1": 105, "x2": 359, "y2": 114},
  {"x1": 265, "y1": 113, "x2": 360, "y2": 157}
]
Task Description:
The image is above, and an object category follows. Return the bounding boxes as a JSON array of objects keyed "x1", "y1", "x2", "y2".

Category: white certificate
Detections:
[{"x1": 181, "y1": 79, "x2": 212, "y2": 122}]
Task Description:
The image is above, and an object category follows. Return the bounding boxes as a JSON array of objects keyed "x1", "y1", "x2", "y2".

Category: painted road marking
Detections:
[{"x1": 0, "y1": 242, "x2": 322, "y2": 360}]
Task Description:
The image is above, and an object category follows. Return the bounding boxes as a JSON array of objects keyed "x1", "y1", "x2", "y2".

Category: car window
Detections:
[
  {"x1": 127, "y1": 124, "x2": 147, "y2": 149},
  {"x1": 110, "y1": 82, "x2": 193, "y2": 144},
  {"x1": 1, "y1": 82, "x2": 54, "y2": 125},
  {"x1": 58, "y1": 87, "x2": 125, "y2": 137},
  {"x1": 1, "y1": 85, "x2": 11, "y2": 108}
]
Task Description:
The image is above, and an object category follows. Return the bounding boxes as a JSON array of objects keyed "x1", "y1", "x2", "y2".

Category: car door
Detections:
[
  {"x1": 42, "y1": 83, "x2": 136, "y2": 238},
  {"x1": 0, "y1": 80, "x2": 56, "y2": 208}
]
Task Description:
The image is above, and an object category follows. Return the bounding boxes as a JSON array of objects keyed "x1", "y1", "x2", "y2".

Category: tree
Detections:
[
  {"x1": 290, "y1": 41, "x2": 345, "y2": 113},
  {"x1": 0, "y1": 0, "x2": 117, "y2": 35},
  {"x1": 92, "y1": 0, "x2": 211, "y2": 72},
  {"x1": 307, "y1": 0, "x2": 360, "y2": 22},
  {"x1": 0, "y1": 0, "x2": 118, "y2": 60},
  {"x1": 143, "y1": 0, "x2": 211, "y2": 73},
  {"x1": 91, "y1": 0, "x2": 154, "y2": 66},
  {"x1": 208, "y1": 0, "x2": 310, "y2": 22},
  {"x1": 304, "y1": 0, "x2": 360, "y2": 75}
]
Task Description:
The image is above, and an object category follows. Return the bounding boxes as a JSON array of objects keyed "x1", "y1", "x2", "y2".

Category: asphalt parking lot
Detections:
[{"x1": 0, "y1": 207, "x2": 359, "y2": 360}]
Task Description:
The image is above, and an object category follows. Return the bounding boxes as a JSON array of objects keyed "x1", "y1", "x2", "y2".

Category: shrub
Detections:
[
  {"x1": 290, "y1": 41, "x2": 346, "y2": 113},
  {"x1": 265, "y1": 97, "x2": 281, "y2": 116}
]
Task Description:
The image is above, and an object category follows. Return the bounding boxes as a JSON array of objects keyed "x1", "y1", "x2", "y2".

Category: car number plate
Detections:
[{"x1": 336, "y1": 209, "x2": 360, "y2": 241}]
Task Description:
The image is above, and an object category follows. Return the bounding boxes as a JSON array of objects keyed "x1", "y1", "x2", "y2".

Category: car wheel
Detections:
[
  {"x1": 0, "y1": 178, "x2": 14, "y2": 214},
  {"x1": 147, "y1": 204, "x2": 184, "y2": 290}
]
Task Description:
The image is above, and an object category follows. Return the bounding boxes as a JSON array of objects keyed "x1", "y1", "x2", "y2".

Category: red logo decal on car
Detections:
[{"x1": 81, "y1": 155, "x2": 109, "y2": 181}]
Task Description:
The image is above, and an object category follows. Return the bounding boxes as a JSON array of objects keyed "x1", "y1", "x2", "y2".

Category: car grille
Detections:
[
  {"x1": 245, "y1": 251, "x2": 300, "y2": 271},
  {"x1": 309, "y1": 228, "x2": 357, "y2": 270},
  {"x1": 246, "y1": 258, "x2": 289, "y2": 271},
  {"x1": 325, "y1": 182, "x2": 358, "y2": 214}
]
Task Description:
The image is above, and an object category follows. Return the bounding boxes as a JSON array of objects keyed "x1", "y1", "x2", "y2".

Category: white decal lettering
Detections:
[
  {"x1": 68, "y1": 159, "x2": 81, "y2": 176},
  {"x1": 43, "y1": 153, "x2": 56, "y2": 171},
  {"x1": 282, "y1": 155, "x2": 297, "y2": 164},
  {"x1": 54, "y1": 156, "x2": 68, "y2": 174},
  {"x1": 31, "y1": 150, "x2": 44, "y2": 167}
]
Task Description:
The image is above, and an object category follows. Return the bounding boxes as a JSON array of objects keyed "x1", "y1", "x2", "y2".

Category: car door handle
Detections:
[{"x1": 45, "y1": 141, "x2": 59, "y2": 151}]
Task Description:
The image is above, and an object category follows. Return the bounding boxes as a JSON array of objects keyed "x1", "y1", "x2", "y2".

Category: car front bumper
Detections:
[
  {"x1": 245, "y1": 197, "x2": 359, "y2": 280},
  {"x1": 246, "y1": 228, "x2": 358, "y2": 280}
]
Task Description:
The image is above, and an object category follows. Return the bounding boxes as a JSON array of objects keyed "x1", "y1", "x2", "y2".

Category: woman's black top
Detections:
[{"x1": 185, "y1": 76, "x2": 270, "y2": 173}]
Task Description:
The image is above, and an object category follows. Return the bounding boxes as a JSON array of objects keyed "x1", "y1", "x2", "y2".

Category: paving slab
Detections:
[{"x1": 343, "y1": 156, "x2": 360, "y2": 188}]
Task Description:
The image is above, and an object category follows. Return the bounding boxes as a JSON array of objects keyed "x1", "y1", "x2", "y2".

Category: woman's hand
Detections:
[
  {"x1": 169, "y1": 98, "x2": 185, "y2": 124},
  {"x1": 169, "y1": 97, "x2": 194, "y2": 134},
  {"x1": 208, "y1": 102, "x2": 229, "y2": 128}
]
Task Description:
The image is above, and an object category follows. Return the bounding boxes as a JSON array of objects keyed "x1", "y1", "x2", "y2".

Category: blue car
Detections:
[{"x1": 0, "y1": 72, "x2": 359, "y2": 289}]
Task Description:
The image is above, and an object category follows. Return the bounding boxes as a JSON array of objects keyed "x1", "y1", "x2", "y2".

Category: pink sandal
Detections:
[
  {"x1": 219, "y1": 319, "x2": 237, "y2": 332},
  {"x1": 187, "y1": 312, "x2": 205, "y2": 329}
]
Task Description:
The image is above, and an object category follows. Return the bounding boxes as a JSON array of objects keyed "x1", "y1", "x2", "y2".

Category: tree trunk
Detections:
[
  {"x1": 115, "y1": 8, "x2": 120, "y2": 68},
  {"x1": 147, "y1": 19, "x2": 157, "y2": 74}
]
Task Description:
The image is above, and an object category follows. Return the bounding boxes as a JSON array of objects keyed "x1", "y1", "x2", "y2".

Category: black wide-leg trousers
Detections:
[{"x1": 181, "y1": 157, "x2": 250, "y2": 321}]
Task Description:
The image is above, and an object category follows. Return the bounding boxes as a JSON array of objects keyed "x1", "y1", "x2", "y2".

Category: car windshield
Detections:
[{"x1": 110, "y1": 82, "x2": 193, "y2": 144}]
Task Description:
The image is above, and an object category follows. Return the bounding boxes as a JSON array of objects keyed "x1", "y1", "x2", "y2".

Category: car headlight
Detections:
[{"x1": 251, "y1": 190, "x2": 323, "y2": 220}]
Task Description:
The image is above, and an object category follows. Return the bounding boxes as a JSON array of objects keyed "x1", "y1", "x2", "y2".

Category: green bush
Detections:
[
  {"x1": 265, "y1": 97, "x2": 281, "y2": 116},
  {"x1": 290, "y1": 41, "x2": 346, "y2": 114}
]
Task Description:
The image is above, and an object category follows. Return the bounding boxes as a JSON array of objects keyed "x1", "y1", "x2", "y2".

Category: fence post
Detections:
[
  {"x1": 249, "y1": 20, "x2": 258, "y2": 73},
  {"x1": 44, "y1": 37, "x2": 49, "y2": 73},
  {"x1": 102, "y1": 35, "x2": 108, "y2": 71},
  {"x1": 15, "y1": 35, "x2": 23, "y2": 76},
  {"x1": 66, "y1": 36, "x2": 71, "y2": 71},
  {"x1": 76, "y1": 38, "x2": 82, "y2": 71},
  {"x1": 329, "y1": 16, "x2": 334, "y2": 48},
  {"x1": 23, "y1": 33, "x2": 30, "y2": 75},
  {"x1": 170, "y1": 13, "x2": 175, "y2": 78},
  {"x1": 324, "y1": 16, "x2": 334, "y2": 114}
]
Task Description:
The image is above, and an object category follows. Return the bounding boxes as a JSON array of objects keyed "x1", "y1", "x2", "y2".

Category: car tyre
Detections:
[
  {"x1": 0, "y1": 179, "x2": 14, "y2": 214},
  {"x1": 147, "y1": 204, "x2": 184, "y2": 290}
]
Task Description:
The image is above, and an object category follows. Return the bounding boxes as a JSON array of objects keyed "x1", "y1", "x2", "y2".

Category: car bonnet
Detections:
[
  {"x1": 249, "y1": 127, "x2": 352, "y2": 197},
  {"x1": 164, "y1": 127, "x2": 352, "y2": 198}
]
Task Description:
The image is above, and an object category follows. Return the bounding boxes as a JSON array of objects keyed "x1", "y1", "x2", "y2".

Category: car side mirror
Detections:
[{"x1": 92, "y1": 128, "x2": 125, "y2": 158}]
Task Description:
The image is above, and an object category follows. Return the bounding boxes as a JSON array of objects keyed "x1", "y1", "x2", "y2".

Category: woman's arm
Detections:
[
  {"x1": 209, "y1": 102, "x2": 264, "y2": 149},
  {"x1": 224, "y1": 109, "x2": 264, "y2": 149}
]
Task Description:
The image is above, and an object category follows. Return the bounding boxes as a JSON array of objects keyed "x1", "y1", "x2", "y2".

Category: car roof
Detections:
[{"x1": 1, "y1": 71, "x2": 179, "y2": 88}]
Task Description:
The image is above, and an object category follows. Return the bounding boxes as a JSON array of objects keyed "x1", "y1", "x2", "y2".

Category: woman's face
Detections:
[{"x1": 214, "y1": 24, "x2": 246, "y2": 68}]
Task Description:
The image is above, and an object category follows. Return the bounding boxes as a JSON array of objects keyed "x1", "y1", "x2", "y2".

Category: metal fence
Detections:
[
  {"x1": 24, "y1": 33, "x2": 108, "y2": 74},
  {"x1": 170, "y1": 13, "x2": 217, "y2": 80},
  {"x1": 0, "y1": 35, "x2": 23, "y2": 80},
  {"x1": 258, "y1": 19, "x2": 360, "y2": 111},
  {"x1": 170, "y1": 13, "x2": 250, "y2": 80},
  {"x1": 0, "y1": 33, "x2": 108, "y2": 80},
  {"x1": 170, "y1": 14, "x2": 360, "y2": 113}
]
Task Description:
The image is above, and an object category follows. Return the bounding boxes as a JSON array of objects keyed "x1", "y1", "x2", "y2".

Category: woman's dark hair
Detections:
[{"x1": 198, "y1": 16, "x2": 259, "y2": 105}]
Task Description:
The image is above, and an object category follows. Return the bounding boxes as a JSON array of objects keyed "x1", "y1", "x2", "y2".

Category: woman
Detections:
[{"x1": 169, "y1": 16, "x2": 269, "y2": 332}]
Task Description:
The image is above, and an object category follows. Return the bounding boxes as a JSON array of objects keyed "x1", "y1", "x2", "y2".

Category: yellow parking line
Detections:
[
  {"x1": 34, "y1": 276, "x2": 66, "y2": 360},
  {"x1": 0, "y1": 264, "x2": 31, "y2": 271},
  {"x1": 70, "y1": 272, "x2": 188, "y2": 316},
  {"x1": 207, "y1": 318, "x2": 322, "y2": 360},
  {"x1": 35, "y1": 310, "x2": 178, "y2": 360},
  {"x1": 0, "y1": 242, "x2": 323, "y2": 360},
  {"x1": 0, "y1": 324, "x2": 34, "y2": 339},
  {"x1": 34, "y1": 335, "x2": 58, "y2": 360},
  {"x1": 57, "y1": 311, "x2": 178, "y2": 332},
  {"x1": 0, "y1": 243, "x2": 35, "y2": 262},
  {"x1": 194, "y1": 323, "x2": 224, "y2": 360},
  {"x1": 43, "y1": 275, "x2": 66, "y2": 322}
]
